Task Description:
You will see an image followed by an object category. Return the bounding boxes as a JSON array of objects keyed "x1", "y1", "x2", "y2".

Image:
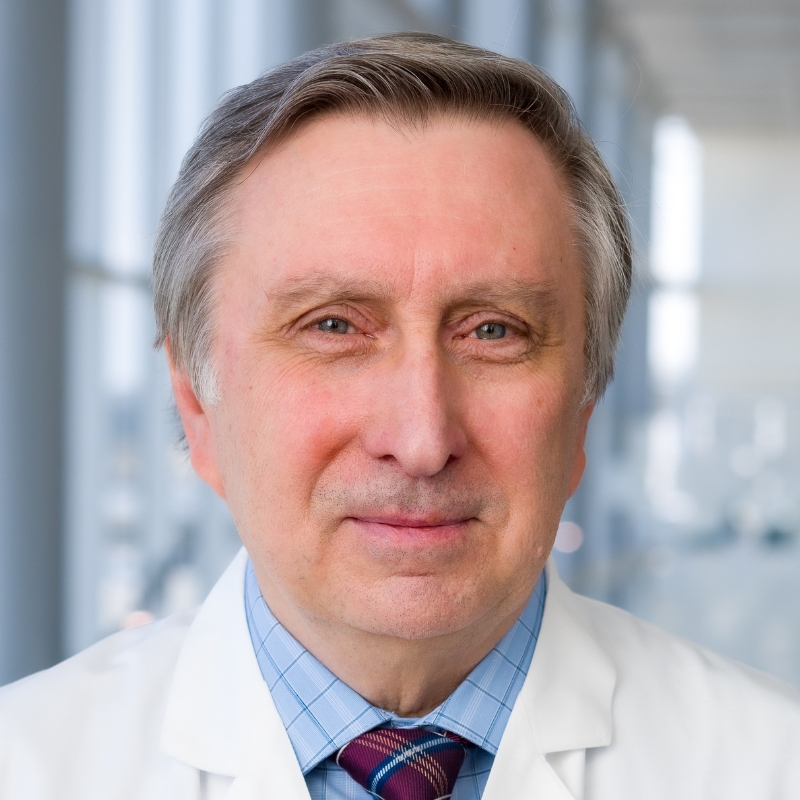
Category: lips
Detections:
[
  {"x1": 351, "y1": 515, "x2": 472, "y2": 529},
  {"x1": 346, "y1": 516, "x2": 473, "y2": 561}
]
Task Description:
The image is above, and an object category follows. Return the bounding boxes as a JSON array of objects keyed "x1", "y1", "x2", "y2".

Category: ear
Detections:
[
  {"x1": 567, "y1": 400, "x2": 594, "y2": 497},
  {"x1": 166, "y1": 341, "x2": 227, "y2": 499}
]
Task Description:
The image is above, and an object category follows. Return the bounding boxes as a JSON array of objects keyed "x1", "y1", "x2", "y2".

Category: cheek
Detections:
[
  {"x1": 212, "y1": 358, "x2": 365, "y2": 581},
  {"x1": 463, "y1": 379, "x2": 577, "y2": 573},
  {"x1": 212, "y1": 282, "x2": 354, "y2": 476},
  {"x1": 220, "y1": 352, "x2": 360, "y2": 503},
  {"x1": 464, "y1": 374, "x2": 579, "y2": 500}
]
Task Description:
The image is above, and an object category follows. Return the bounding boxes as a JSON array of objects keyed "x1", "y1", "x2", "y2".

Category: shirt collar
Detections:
[{"x1": 244, "y1": 559, "x2": 546, "y2": 773}]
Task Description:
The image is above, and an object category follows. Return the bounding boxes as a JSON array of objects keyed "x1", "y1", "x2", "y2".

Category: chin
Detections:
[{"x1": 339, "y1": 576, "x2": 489, "y2": 641}]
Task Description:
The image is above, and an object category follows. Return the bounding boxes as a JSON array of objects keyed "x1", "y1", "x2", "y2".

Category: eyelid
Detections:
[
  {"x1": 293, "y1": 303, "x2": 377, "y2": 336},
  {"x1": 453, "y1": 310, "x2": 529, "y2": 337}
]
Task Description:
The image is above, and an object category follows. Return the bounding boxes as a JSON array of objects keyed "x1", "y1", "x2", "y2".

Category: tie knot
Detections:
[{"x1": 336, "y1": 727, "x2": 471, "y2": 800}]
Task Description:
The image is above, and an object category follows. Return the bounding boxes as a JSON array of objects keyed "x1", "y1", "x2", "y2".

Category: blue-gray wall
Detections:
[{"x1": 0, "y1": 0, "x2": 67, "y2": 684}]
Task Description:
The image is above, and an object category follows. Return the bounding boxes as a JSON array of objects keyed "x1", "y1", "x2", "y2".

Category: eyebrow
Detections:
[
  {"x1": 264, "y1": 270, "x2": 563, "y2": 325},
  {"x1": 439, "y1": 278, "x2": 561, "y2": 318},
  {"x1": 265, "y1": 272, "x2": 395, "y2": 311}
]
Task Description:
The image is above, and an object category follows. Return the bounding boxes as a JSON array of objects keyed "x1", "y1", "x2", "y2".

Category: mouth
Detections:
[
  {"x1": 352, "y1": 515, "x2": 472, "y2": 529},
  {"x1": 345, "y1": 515, "x2": 474, "y2": 556}
]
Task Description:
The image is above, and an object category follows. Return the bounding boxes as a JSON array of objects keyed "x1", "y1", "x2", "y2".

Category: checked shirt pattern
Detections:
[{"x1": 244, "y1": 559, "x2": 546, "y2": 800}]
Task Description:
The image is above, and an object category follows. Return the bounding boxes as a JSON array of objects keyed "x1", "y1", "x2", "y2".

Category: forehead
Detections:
[{"x1": 225, "y1": 113, "x2": 580, "y2": 303}]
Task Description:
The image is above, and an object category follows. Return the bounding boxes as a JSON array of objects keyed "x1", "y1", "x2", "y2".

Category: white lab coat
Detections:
[{"x1": 1, "y1": 548, "x2": 799, "y2": 799}]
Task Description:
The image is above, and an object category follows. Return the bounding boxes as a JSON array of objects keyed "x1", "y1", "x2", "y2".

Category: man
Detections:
[{"x1": 1, "y1": 33, "x2": 799, "y2": 800}]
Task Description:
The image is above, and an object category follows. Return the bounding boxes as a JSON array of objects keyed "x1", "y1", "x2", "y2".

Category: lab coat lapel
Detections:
[
  {"x1": 159, "y1": 548, "x2": 311, "y2": 800},
  {"x1": 483, "y1": 559, "x2": 616, "y2": 800},
  {"x1": 222, "y1": 716, "x2": 311, "y2": 800},
  {"x1": 159, "y1": 552, "x2": 614, "y2": 800},
  {"x1": 481, "y1": 707, "x2": 577, "y2": 800}
]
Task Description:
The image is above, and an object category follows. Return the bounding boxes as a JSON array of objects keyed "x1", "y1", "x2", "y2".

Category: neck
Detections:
[{"x1": 256, "y1": 579, "x2": 530, "y2": 718}]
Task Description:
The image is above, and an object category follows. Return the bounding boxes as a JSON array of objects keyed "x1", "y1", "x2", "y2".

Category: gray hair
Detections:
[{"x1": 153, "y1": 32, "x2": 631, "y2": 406}]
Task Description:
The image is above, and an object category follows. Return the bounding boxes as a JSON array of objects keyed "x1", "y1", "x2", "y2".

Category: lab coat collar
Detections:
[
  {"x1": 482, "y1": 558, "x2": 616, "y2": 800},
  {"x1": 525, "y1": 558, "x2": 616, "y2": 754},
  {"x1": 160, "y1": 550, "x2": 615, "y2": 799},
  {"x1": 159, "y1": 548, "x2": 310, "y2": 796}
]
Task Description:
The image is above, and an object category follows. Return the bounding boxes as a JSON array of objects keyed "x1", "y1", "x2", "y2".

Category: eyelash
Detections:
[
  {"x1": 306, "y1": 311, "x2": 371, "y2": 337},
  {"x1": 457, "y1": 316, "x2": 526, "y2": 342},
  {"x1": 307, "y1": 317, "x2": 520, "y2": 337},
  {"x1": 297, "y1": 308, "x2": 531, "y2": 357}
]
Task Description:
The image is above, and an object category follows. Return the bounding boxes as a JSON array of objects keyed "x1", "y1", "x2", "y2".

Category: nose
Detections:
[{"x1": 362, "y1": 342, "x2": 467, "y2": 478}]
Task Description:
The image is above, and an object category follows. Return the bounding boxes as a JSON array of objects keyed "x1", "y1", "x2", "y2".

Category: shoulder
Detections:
[
  {"x1": 580, "y1": 592, "x2": 800, "y2": 715},
  {"x1": 0, "y1": 609, "x2": 196, "y2": 726},
  {"x1": 573, "y1": 592, "x2": 800, "y2": 796},
  {"x1": 0, "y1": 611, "x2": 197, "y2": 798}
]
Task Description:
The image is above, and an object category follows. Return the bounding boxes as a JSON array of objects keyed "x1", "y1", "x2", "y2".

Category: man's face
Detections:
[{"x1": 177, "y1": 115, "x2": 592, "y2": 642}]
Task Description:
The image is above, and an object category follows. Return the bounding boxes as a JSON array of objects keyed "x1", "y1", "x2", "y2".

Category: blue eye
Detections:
[
  {"x1": 317, "y1": 318, "x2": 350, "y2": 334},
  {"x1": 475, "y1": 323, "x2": 506, "y2": 340}
]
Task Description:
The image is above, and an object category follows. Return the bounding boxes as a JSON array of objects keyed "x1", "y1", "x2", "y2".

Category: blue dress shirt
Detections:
[{"x1": 245, "y1": 560, "x2": 546, "y2": 800}]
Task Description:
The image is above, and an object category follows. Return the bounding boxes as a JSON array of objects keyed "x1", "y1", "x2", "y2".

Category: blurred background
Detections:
[{"x1": 1, "y1": 0, "x2": 799, "y2": 688}]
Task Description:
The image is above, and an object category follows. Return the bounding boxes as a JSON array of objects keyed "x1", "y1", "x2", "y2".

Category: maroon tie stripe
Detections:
[{"x1": 336, "y1": 727, "x2": 471, "y2": 800}]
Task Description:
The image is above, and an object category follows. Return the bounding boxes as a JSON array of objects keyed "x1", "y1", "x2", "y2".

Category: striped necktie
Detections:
[{"x1": 336, "y1": 727, "x2": 471, "y2": 800}]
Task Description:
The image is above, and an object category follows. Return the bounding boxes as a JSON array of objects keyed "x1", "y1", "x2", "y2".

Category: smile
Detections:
[
  {"x1": 346, "y1": 517, "x2": 473, "y2": 553},
  {"x1": 352, "y1": 515, "x2": 472, "y2": 529}
]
